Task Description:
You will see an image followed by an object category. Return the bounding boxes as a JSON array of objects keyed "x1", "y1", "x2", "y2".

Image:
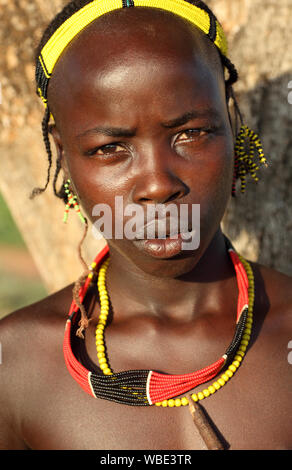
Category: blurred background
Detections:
[
  {"x1": 0, "y1": 0, "x2": 291, "y2": 320},
  {"x1": 0, "y1": 192, "x2": 47, "y2": 318}
]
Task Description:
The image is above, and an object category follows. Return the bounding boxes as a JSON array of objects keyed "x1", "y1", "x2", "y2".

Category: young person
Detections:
[{"x1": 0, "y1": 0, "x2": 291, "y2": 450}]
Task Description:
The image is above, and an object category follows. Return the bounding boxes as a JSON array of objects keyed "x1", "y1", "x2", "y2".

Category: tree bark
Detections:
[
  {"x1": 207, "y1": 0, "x2": 292, "y2": 275},
  {"x1": 0, "y1": 0, "x2": 106, "y2": 293},
  {"x1": 0, "y1": 0, "x2": 291, "y2": 296}
]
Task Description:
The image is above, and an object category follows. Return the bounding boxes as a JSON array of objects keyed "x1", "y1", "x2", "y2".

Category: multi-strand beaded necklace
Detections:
[{"x1": 63, "y1": 240, "x2": 254, "y2": 412}]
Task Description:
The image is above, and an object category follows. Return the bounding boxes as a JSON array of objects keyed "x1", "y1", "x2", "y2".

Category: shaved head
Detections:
[{"x1": 48, "y1": 7, "x2": 225, "y2": 120}]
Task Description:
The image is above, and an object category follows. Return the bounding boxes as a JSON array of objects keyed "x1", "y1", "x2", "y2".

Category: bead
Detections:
[
  {"x1": 96, "y1": 329, "x2": 105, "y2": 337},
  {"x1": 213, "y1": 381, "x2": 221, "y2": 390},
  {"x1": 197, "y1": 392, "x2": 205, "y2": 400},
  {"x1": 174, "y1": 399, "x2": 182, "y2": 407},
  {"x1": 241, "y1": 340, "x2": 249, "y2": 346},
  {"x1": 208, "y1": 385, "x2": 216, "y2": 394},
  {"x1": 233, "y1": 359, "x2": 241, "y2": 367},
  {"x1": 218, "y1": 378, "x2": 225, "y2": 386},
  {"x1": 191, "y1": 394, "x2": 198, "y2": 402},
  {"x1": 99, "y1": 357, "x2": 107, "y2": 364},
  {"x1": 100, "y1": 303, "x2": 108, "y2": 310},
  {"x1": 242, "y1": 334, "x2": 250, "y2": 341},
  {"x1": 100, "y1": 362, "x2": 108, "y2": 370},
  {"x1": 97, "y1": 345, "x2": 105, "y2": 352},
  {"x1": 103, "y1": 368, "x2": 112, "y2": 375},
  {"x1": 181, "y1": 397, "x2": 189, "y2": 406},
  {"x1": 229, "y1": 364, "x2": 237, "y2": 372},
  {"x1": 155, "y1": 402, "x2": 162, "y2": 407},
  {"x1": 221, "y1": 373, "x2": 229, "y2": 382},
  {"x1": 168, "y1": 399, "x2": 175, "y2": 407},
  {"x1": 99, "y1": 311, "x2": 109, "y2": 318},
  {"x1": 98, "y1": 289, "x2": 107, "y2": 296},
  {"x1": 225, "y1": 370, "x2": 233, "y2": 378},
  {"x1": 162, "y1": 400, "x2": 168, "y2": 407},
  {"x1": 236, "y1": 350, "x2": 245, "y2": 357},
  {"x1": 203, "y1": 389, "x2": 210, "y2": 398},
  {"x1": 98, "y1": 285, "x2": 107, "y2": 292}
]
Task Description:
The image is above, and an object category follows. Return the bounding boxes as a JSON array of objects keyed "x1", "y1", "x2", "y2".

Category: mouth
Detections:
[
  {"x1": 134, "y1": 217, "x2": 191, "y2": 241},
  {"x1": 132, "y1": 228, "x2": 197, "y2": 259}
]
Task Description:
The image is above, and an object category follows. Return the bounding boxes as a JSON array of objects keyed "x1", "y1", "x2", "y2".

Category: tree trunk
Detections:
[
  {"x1": 0, "y1": 0, "x2": 291, "y2": 296},
  {"x1": 0, "y1": 0, "x2": 106, "y2": 293}
]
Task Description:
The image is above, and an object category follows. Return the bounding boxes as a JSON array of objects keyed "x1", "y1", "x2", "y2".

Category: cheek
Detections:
[
  {"x1": 65, "y1": 157, "x2": 130, "y2": 226},
  {"x1": 200, "y1": 137, "x2": 234, "y2": 230},
  {"x1": 207, "y1": 138, "x2": 234, "y2": 192},
  {"x1": 182, "y1": 134, "x2": 234, "y2": 232},
  {"x1": 185, "y1": 134, "x2": 234, "y2": 197}
]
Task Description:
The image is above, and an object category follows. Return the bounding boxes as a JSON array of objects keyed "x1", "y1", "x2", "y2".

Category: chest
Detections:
[{"x1": 22, "y1": 351, "x2": 292, "y2": 450}]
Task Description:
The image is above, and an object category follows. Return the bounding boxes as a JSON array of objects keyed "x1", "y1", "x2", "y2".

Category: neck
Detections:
[{"x1": 99, "y1": 228, "x2": 238, "y2": 323}]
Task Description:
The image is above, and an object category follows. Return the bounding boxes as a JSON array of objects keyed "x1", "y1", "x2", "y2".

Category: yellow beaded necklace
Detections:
[{"x1": 94, "y1": 253, "x2": 254, "y2": 408}]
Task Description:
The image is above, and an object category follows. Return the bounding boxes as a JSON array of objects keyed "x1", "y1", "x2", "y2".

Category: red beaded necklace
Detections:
[{"x1": 63, "y1": 241, "x2": 252, "y2": 406}]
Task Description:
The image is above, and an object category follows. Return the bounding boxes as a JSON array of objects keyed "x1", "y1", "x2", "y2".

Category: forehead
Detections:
[{"x1": 48, "y1": 7, "x2": 224, "y2": 120}]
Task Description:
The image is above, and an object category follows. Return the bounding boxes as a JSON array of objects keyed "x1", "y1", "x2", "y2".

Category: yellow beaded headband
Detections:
[{"x1": 36, "y1": 0, "x2": 228, "y2": 107}]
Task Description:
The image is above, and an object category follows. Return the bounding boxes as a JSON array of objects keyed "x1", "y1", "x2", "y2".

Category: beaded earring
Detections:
[
  {"x1": 63, "y1": 179, "x2": 86, "y2": 224},
  {"x1": 232, "y1": 125, "x2": 268, "y2": 196}
]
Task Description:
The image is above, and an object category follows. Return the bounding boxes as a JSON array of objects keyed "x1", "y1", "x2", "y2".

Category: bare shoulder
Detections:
[
  {"x1": 250, "y1": 261, "x2": 292, "y2": 383},
  {"x1": 0, "y1": 283, "x2": 74, "y2": 449},
  {"x1": 252, "y1": 261, "x2": 292, "y2": 325},
  {"x1": 0, "y1": 282, "x2": 74, "y2": 354}
]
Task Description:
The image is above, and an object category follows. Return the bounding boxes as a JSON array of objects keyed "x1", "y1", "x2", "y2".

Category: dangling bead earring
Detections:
[
  {"x1": 63, "y1": 179, "x2": 86, "y2": 224},
  {"x1": 233, "y1": 125, "x2": 268, "y2": 196}
]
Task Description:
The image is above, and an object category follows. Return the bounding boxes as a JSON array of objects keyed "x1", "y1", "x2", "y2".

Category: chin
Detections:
[{"x1": 109, "y1": 238, "x2": 204, "y2": 279}]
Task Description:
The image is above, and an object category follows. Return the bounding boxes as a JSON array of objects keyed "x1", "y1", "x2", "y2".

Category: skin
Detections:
[{"x1": 0, "y1": 8, "x2": 291, "y2": 450}]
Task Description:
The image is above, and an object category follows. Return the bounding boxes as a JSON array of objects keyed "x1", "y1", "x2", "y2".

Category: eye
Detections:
[
  {"x1": 174, "y1": 129, "x2": 209, "y2": 144},
  {"x1": 85, "y1": 143, "x2": 125, "y2": 157}
]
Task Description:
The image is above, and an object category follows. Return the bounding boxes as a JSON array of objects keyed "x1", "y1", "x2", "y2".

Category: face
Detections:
[{"x1": 48, "y1": 8, "x2": 234, "y2": 277}]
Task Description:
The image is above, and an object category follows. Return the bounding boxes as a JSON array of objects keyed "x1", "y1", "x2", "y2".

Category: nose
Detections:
[{"x1": 131, "y1": 145, "x2": 189, "y2": 205}]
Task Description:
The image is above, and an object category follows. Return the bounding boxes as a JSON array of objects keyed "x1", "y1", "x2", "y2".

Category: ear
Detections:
[{"x1": 49, "y1": 124, "x2": 70, "y2": 179}]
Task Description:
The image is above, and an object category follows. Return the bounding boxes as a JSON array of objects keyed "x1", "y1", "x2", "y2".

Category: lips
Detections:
[
  {"x1": 134, "y1": 217, "x2": 189, "y2": 240},
  {"x1": 132, "y1": 229, "x2": 198, "y2": 259}
]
